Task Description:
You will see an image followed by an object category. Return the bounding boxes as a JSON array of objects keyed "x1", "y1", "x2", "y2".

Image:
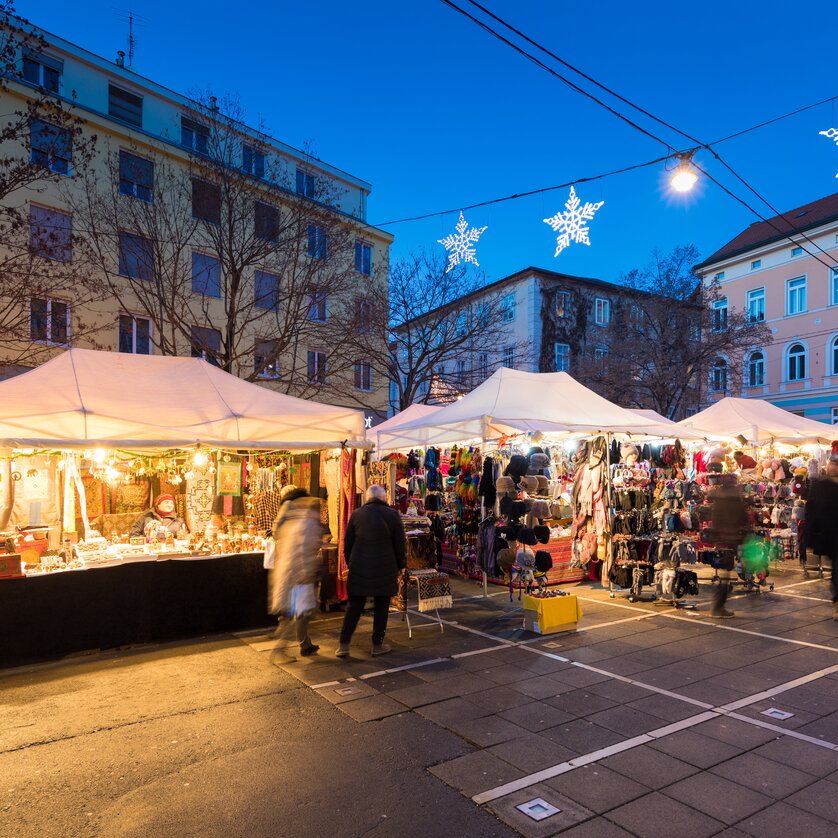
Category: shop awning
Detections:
[
  {"x1": 374, "y1": 368, "x2": 693, "y2": 449},
  {"x1": 674, "y1": 397, "x2": 836, "y2": 445},
  {"x1": 0, "y1": 349, "x2": 366, "y2": 450}
]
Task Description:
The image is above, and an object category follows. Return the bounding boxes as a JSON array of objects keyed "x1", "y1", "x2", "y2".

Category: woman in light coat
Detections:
[{"x1": 269, "y1": 487, "x2": 325, "y2": 656}]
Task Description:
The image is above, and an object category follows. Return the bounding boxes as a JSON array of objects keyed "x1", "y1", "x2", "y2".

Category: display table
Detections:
[{"x1": 0, "y1": 552, "x2": 271, "y2": 668}]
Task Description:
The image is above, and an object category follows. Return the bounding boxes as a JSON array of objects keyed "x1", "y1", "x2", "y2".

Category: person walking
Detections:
[
  {"x1": 336, "y1": 484, "x2": 406, "y2": 658},
  {"x1": 269, "y1": 487, "x2": 325, "y2": 657},
  {"x1": 803, "y1": 448, "x2": 838, "y2": 621},
  {"x1": 709, "y1": 478, "x2": 748, "y2": 618}
]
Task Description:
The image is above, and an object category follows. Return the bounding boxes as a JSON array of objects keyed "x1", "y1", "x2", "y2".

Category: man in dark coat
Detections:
[
  {"x1": 804, "y1": 453, "x2": 838, "y2": 620},
  {"x1": 336, "y1": 484, "x2": 406, "y2": 657},
  {"x1": 708, "y1": 480, "x2": 748, "y2": 618}
]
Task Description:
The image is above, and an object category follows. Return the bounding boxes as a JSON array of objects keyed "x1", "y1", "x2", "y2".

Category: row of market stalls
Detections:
[{"x1": 1, "y1": 351, "x2": 834, "y2": 665}]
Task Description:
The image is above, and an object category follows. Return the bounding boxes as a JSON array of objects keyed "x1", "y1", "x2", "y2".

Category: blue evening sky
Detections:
[{"x1": 19, "y1": 0, "x2": 838, "y2": 283}]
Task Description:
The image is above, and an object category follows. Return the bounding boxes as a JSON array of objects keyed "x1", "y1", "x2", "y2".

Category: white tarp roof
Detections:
[
  {"x1": 675, "y1": 397, "x2": 835, "y2": 445},
  {"x1": 374, "y1": 367, "x2": 691, "y2": 449},
  {"x1": 0, "y1": 349, "x2": 366, "y2": 450},
  {"x1": 371, "y1": 403, "x2": 442, "y2": 450},
  {"x1": 630, "y1": 408, "x2": 675, "y2": 425}
]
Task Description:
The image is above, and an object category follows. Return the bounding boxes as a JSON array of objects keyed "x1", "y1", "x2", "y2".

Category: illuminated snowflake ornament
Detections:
[
  {"x1": 543, "y1": 185, "x2": 605, "y2": 257},
  {"x1": 819, "y1": 128, "x2": 838, "y2": 177},
  {"x1": 438, "y1": 211, "x2": 488, "y2": 273}
]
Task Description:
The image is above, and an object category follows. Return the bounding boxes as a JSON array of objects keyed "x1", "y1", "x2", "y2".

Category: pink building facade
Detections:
[{"x1": 696, "y1": 193, "x2": 838, "y2": 425}]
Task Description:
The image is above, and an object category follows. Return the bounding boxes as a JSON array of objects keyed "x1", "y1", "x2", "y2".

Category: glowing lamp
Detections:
[
  {"x1": 193, "y1": 447, "x2": 208, "y2": 467},
  {"x1": 670, "y1": 156, "x2": 698, "y2": 193}
]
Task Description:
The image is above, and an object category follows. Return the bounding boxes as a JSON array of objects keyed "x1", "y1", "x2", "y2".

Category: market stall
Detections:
[{"x1": 0, "y1": 349, "x2": 367, "y2": 667}]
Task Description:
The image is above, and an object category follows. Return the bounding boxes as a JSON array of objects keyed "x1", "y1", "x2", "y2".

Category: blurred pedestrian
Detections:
[
  {"x1": 269, "y1": 486, "x2": 325, "y2": 657},
  {"x1": 709, "y1": 478, "x2": 748, "y2": 618},
  {"x1": 804, "y1": 447, "x2": 838, "y2": 621},
  {"x1": 336, "y1": 484, "x2": 406, "y2": 658}
]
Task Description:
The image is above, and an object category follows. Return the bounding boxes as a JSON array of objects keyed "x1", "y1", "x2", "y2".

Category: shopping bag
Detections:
[{"x1": 263, "y1": 538, "x2": 276, "y2": 569}]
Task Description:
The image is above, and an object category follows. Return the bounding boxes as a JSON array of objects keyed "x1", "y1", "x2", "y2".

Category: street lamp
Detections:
[{"x1": 670, "y1": 153, "x2": 698, "y2": 193}]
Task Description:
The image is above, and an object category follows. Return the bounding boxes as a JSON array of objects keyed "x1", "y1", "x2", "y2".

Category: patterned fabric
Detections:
[
  {"x1": 337, "y1": 449, "x2": 357, "y2": 601},
  {"x1": 409, "y1": 568, "x2": 452, "y2": 612},
  {"x1": 185, "y1": 465, "x2": 214, "y2": 533},
  {"x1": 251, "y1": 488, "x2": 283, "y2": 533}
]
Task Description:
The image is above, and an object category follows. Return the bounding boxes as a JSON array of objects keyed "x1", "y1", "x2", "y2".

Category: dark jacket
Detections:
[
  {"x1": 804, "y1": 477, "x2": 838, "y2": 557},
  {"x1": 710, "y1": 490, "x2": 748, "y2": 549},
  {"x1": 129, "y1": 511, "x2": 185, "y2": 538},
  {"x1": 344, "y1": 498, "x2": 406, "y2": 597}
]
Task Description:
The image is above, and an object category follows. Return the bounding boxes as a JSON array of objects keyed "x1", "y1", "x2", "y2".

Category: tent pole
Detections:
[{"x1": 481, "y1": 430, "x2": 488, "y2": 598}]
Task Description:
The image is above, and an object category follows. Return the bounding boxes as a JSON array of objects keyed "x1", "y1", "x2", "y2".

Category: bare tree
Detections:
[
  {"x1": 576, "y1": 245, "x2": 771, "y2": 419},
  {"x1": 354, "y1": 250, "x2": 528, "y2": 412},
  {"x1": 71, "y1": 93, "x2": 366, "y2": 396},
  {"x1": 0, "y1": 4, "x2": 101, "y2": 374}
]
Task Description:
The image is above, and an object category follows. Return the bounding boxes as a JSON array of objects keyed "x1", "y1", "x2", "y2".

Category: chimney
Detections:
[
  {"x1": 209, "y1": 95, "x2": 219, "y2": 112},
  {"x1": 116, "y1": 50, "x2": 125, "y2": 68}
]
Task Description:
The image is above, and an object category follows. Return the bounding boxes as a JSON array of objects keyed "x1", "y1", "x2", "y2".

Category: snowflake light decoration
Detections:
[
  {"x1": 438, "y1": 211, "x2": 488, "y2": 273},
  {"x1": 543, "y1": 185, "x2": 605, "y2": 257},
  {"x1": 819, "y1": 128, "x2": 838, "y2": 177}
]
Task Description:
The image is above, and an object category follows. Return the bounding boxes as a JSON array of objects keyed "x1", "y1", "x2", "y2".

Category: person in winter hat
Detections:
[
  {"x1": 129, "y1": 493, "x2": 186, "y2": 538},
  {"x1": 804, "y1": 441, "x2": 838, "y2": 620}
]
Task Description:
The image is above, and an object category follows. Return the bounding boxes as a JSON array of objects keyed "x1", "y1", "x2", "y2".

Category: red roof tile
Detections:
[{"x1": 696, "y1": 191, "x2": 838, "y2": 269}]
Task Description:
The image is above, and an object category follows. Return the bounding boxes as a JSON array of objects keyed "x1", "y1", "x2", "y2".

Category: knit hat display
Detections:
[
  {"x1": 505, "y1": 454, "x2": 529, "y2": 480},
  {"x1": 534, "y1": 550, "x2": 553, "y2": 573},
  {"x1": 518, "y1": 527, "x2": 537, "y2": 546},
  {"x1": 533, "y1": 524, "x2": 551, "y2": 543}
]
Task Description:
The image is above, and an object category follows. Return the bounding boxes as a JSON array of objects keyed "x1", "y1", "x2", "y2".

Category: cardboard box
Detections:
[{"x1": 0, "y1": 553, "x2": 24, "y2": 578}]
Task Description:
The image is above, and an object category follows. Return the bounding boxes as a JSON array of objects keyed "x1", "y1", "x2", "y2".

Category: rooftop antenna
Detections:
[{"x1": 112, "y1": 6, "x2": 149, "y2": 69}]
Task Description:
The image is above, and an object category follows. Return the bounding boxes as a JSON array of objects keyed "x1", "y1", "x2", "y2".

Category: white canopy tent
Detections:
[
  {"x1": 0, "y1": 349, "x2": 367, "y2": 450},
  {"x1": 674, "y1": 397, "x2": 835, "y2": 446},
  {"x1": 370, "y1": 403, "x2": 443, "y2": 451},
  {"x1": 629, "y1": 408, "x2": 675, "y2": 425},
  {"x1": 374, "y1": 368, "x2": 694, "y2": 449}
]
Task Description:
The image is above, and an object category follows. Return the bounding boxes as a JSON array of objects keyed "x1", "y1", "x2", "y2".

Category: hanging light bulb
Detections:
[
  {"x1": 93, "y1": 448, "x2": 107, "y2": 464},
  {"x1": 193, "y1": 446, "x2": 208, "y2": 467},
  {"x1": 670, "y1": 153, "x2": 698, "y2": 193}
]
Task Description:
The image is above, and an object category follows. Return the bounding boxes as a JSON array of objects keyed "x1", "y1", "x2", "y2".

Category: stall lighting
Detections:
[
  {"x1": 193, "y1": 447, "x2": 208, "y2": 467},
  {"x1": 93, "y1": 449, "x2": 107, "y2": 464}
]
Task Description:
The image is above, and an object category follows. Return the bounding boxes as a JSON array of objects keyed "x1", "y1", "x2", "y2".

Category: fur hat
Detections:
[
  {"x1": 499, "y1": 496, "x2": 514, "y2": 517},
  {"x1": 518, "y1": 527, "x2": 537, "y2": 546},
  {"x1": 522, "y1": 475, "x2": 539, "y2": 493},
  {"x1": 495, "y1": 537, "x2": 509, "y2": 552},
  {"x1": 510, "y1": 500, "x2": 527, "y2": 519},
  {"x1": 497, "y1": 523, "x2": 520, "y2": 541},
  {"x1": 620, "y1": 442, "x2": 639, "y2": 462},
  {"x1": 530, "y1": 499, "x2": 551, "y2": 521},
  {"x1": 534, "y1": 524, "x2": 551, "y2": 543},
  {"x1": 528, "y1": 452, "x2": 550, "y2": 471},
  {"x1": 496, "y1": 548, "x2": 516, "y2": 573},
  {"x1": 535, "y1": 475, "x2": 549, "y2": 492},
  {"x1": 495, "y1": 475, "x2": 516, "y2": 493},
  {"x1": 534, "y1": 550, "x2": 553, "y2": 573},
  {"x1": 505, "y1": 454, "x2": 529, "y2": 480}
]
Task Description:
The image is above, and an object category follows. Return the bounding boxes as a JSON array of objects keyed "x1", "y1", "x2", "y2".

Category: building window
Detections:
[
  {"x1": 629, "y1": 303, "x2": 644, "y2": 327},
  {"x1": 711, "y1": 297, "x2": 728, "y2": 332},
  {"x1": 455, "y1": 312, "x2": 467, "y2": 337},
  {"x1": 307, "y1": 288, "x2": 327, "y2": 321},
  {"x1": 355, "y1": 240, "x2": 372, "y2": 276},
  {"x1": 832, "y1": 407, "x2": 838, "y2": 425},
  {"x1": 296, "y1": 169, "x2": 315, "y2": 198},
  {"x1": 254, "y1": 338, "x2": 279, "y2": 379},
  {"x1": 556, "y1": 290, "x2": 570, "y2": 318},
  {"x1": 354, "y1": 361, "x2": 372, "y2": 391},
  {"x1": 118, "y1": 151, "x2": 153, "y2": 202},
  {"x1": 751, "y1": 259, "x2": 761, "y2": 270},
  {"x1": 190, "y1": 325, "x2": 222, "y2": 366},
  {"x1": 787, "y1": 342, "x2": 806, "y2": 381},
  {"x1": 790, "y1": 246, "x2": 803, "y2": 257},
  {"x1": 477, "y1": 352, "x2": 489, "y2": 378},
  {"x1": 831, "y1": 267, "x2": 838, "y2": 306},
  {"x1": 787, "y1": 277, "x2": 807, "y2": 315},
  {"x1": 746, "y1": 288, "x2": 765, "y2": 323},
  {"x1": 307, "y1": 224, "x2": 328, "y2": 259},
  {"x1": 181, "y1": 117, "x2": 208, "y2": 155},
  {"x1": 30, "y1": 119, "x2": 71, "y2": 175},
  {"x1": 118, "y1": 231, "x2": 154, "y2": 281},
  {"x1": 30, "y1": 298, "x2": 68, "y2": 344},
  {"x1": 710, "y1": 359, "x2": 727, "y2": 393},
  {"x1": 747, "y1": 350, "x2": 765, "y2": 387},
  {"x1": 108, "y1": 84, "x2": 142, "y2": 128},
  {"x1": 594, "y1": 298, "x2": 610, "y2": 326},
  {"x1": 501, "y1": 293, "x2": 515, "y2": 322},
  {"x1": 555, "y1": 342, "x2": 570, "y2": 372},
  {"x1": 356, "y1": 298, "x2": 372, "y2": 333},
  {"x1": 713, "y1": 271, "x2": 725, "y2": 281},
  {"x1": 307, "y1": 350, "x2": 326, "y2": 384},
  {"x1": 242, "y1": 144, "x2": 265, "y2": 178},
  {"x1": 29, "y1": 205, "x2": 72, "y2": 262},
  {"x1": 254, "y1": 270, "x2": 279, "y2": 311},
  {"x1": 831, "y1": 336, "x2": 838, "y2": 376},
  {"x1": 23, "y1": 51, "x2": 62, "y2": 92},
  {"x1": 118, "y1": 314, "x2": 150, "y2": 354},
  {"x1": 191, "y1": 252, "x2": 220, "y2": 298},
  {"x1": 254, "y1": 201, "x2": 278, "y2": 242},
  {"x1": 595, "y1": 346, "x2": 608, "y2": 362},
  {"x1": 192, "y1": 178, "x2": 221, "y2": 224},
  {"x1": 502, "y1": 346, "x2": 514, "y2": 368}
]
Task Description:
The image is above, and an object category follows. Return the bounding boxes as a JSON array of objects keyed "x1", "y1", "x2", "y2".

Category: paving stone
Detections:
[
  {"x1": 661, "y1": 771, "x2": 772, "y2": 824},
  {"x1": 466, "y1": 685, "x2": 537, "y2": 714},
  {"x1": 592, "y1": 657, "x2": 658, "y2": 676},
  {"x1": 445, "y1": 714, "x2": 529, "y2": 748},
  {"x1": 516, "y1": 653, "x2": 575, "y2": 675},
  {"x1": 336, "y1": 694, "x2": 406, "y2": 722},
  {"x1": 778, "y1": 685, "x2": 838, "y2": 717},
  {"x1": 360, "y1": 670, "x2": 426, "y2": 693},
  {"x1": 409, "y1": 659, "x2": 468, "y2": 681},
  {"x1": 586, "y1": 705, "x2": 671, "y2": 738},
  {"x1": 735, "y1": 801, "x2": 838, "y2": 838},
  {"x1": 550, "y1": 666, "x2": 613, "y2": 688},
  {"x1": 313, "y1": 680, "x2": 377, "y2": 705},
  {"x1": 710, "y1": 751, "x2": 817, "y2": 797},
  {"x1": 753, "y1": 736, "x2": 838, "y2": 777},
  {"x1": 562, "y1": 646, "x2": 623, "y2": 664},
  {"x1": 547, "y1": 688, "x2": 618, "y2": 718},
  {"x1": 792, "y1": 710, "x2": 838, "y2": 742},
  {"x1": 734, "y1": 701, "x2": 820, "y2": 730},
  {"x1": 702, "y1": 670, "x2": 776, "y2": 695},
  {"x1": 498, "y1": 701, "x2": 575, "y2": 732},
  {"x1": 783, "y1": 778, "x2": 838, "y2": 822},
  {"x1": 556, "y1": 818, "x2": 636, "y2": 838},
  {"x1": 511, "y1": 675, "x2": 578, "y2": 700},
  {"x1": 388, "y1": 678, "x2": 470, "y2": 708},
  {"x1": 627, "y1": 693, "x2": 704, "y2": 722},
  {"x1": 586, "y1": 678, "x2": 655, "y2": 703},
  {"x1": 415, "y1": 696, "x2": 492, "y2": 726},
  {"x1": 484, "y1": 782, "x2": 595, "y2": 838},
  {"x1": 648, "y1": 729, "x2": 742, "y2": 769},
  {"x1": 692, "y1": 716, "x2": 779, "y2": 749},
  {"x1": 451, "y1": 649, "x2": 510, "y2": 671},
  {"x1": 488, "y1": 731, "x2": 579, "y2": 773},
  {"x1": 541, "y1": 719, "x2": 625, "y2": 754},
  {"x1": 428, "y1": 749, "x2": 523, "y2": 797},
  {"x1": 601, "y1": 745, "x2": 699, "y2": 788},
  {"x1": 674, "y1": 680, "x2": 751, "y2": 707},
  {"x1": 604, "y1": 790, "x2": 724, "y2": 838},
  {"x1": 473, "y1": 663, "x2": 535, "y2": 685},
  {"x1": 544, "y1": 764, "x2": 650, "y2": 813}
]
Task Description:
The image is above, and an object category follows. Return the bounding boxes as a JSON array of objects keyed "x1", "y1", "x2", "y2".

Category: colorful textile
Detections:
[
  {"x1": 409, "y1": 568, "x2": 452, "y2": 612},
  {"x1": 337, "y1": 449, "x2": 357, "y2": 601}
]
